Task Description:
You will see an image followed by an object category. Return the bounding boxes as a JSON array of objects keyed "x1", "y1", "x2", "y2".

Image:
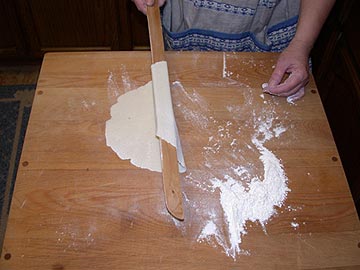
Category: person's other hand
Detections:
[
  {"x1": 132, "y1": 0, "x2": 166, "y2": 15},
  {"x1": 263, "y1": 40, "x2": 310, "y2": 103}
]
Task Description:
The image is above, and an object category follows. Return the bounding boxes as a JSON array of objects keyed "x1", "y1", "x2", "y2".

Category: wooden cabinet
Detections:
[
  {"x1": 0, "y1": 0, "x2": 150, "y2": 59},
  {"x1": 19, "y1": 0, "x2": 129, "y2": 53},
  {"x1": 0, "y1": 0, "x2": 26, "y2": 57},
  {"x1": 129, "y1": 3, "x2": 151, "y2": 50},
  {"x1": 312, "y1": 0, "x2": 360, "y2": 213}
]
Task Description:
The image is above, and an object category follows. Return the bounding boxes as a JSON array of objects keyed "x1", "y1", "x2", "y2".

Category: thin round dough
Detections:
[
  {"x1": 106, "y1": 82, "x2": 162, "y2": 172},
  {"x1": 105, "y1": 81, "x2": 186, "y2": 173}
]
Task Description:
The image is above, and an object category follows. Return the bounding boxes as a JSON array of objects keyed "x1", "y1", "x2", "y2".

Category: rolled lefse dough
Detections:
[
  {"x1": 151, "y1": 61, "x2": 186, "y2": 172},
  {"x1": 105, "y1": 62, "x2": 186, "y2": 173}
]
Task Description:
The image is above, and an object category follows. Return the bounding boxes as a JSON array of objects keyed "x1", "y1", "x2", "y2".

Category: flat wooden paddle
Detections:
[{"x1": 147, "y1": 1, "x2": 184, "y2": 221}]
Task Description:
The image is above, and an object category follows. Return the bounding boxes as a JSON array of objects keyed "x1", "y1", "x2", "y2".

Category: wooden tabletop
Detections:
[{"x1": 1, "y1": 52, "x2": 359, "y2": 269}]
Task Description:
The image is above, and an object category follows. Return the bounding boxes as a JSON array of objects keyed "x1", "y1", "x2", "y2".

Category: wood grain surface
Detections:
[{"x1": 1, "y1": 51, "x2": 359, "y2": 269}]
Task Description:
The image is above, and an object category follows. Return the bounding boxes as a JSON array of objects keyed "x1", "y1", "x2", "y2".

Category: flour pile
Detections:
[{"x1": 199, "y1": 117, "x2": 290, "y2": 259}]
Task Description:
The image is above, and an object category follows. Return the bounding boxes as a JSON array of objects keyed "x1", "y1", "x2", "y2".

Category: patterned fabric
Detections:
[
  {"x1": 188, "y1": 0, "x2": 257, "y2": 15},
  {"x1": 162, "y1": 0, "x2": 300, "y2": 52}
]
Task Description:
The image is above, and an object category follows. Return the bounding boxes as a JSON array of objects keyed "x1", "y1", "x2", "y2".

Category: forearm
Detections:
[{"x1": 291, "y1": 0, "x2": 336, "y2": 54}]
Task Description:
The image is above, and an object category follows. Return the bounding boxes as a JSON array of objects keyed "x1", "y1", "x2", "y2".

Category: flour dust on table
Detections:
[
  {"x1": 172, "y1": 81, "x2": 293, "y2": 260},
  {"x1": 105, "y1": 66, "x2": 297, "y2": 261}
]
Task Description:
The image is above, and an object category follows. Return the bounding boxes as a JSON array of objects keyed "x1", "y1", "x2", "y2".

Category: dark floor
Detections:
[{"x1": 0, "y1": 63, "x2": 41, "y2": 86}]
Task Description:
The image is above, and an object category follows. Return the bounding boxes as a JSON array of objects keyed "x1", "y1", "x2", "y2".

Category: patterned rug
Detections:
[{"x1": 0, "y1": 84, "x2": 35, "y2": 249}]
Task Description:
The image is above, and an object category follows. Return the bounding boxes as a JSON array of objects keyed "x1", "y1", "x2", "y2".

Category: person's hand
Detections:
[
  {"x1": 132, "y1": 0, "x2": 166, "y2": 15},
  {"x1": 262, "y1": 39, "x2": 311, "y2": 103}
]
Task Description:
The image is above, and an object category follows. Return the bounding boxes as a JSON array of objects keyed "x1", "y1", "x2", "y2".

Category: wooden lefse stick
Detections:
[{"x1": 147, "y1": 1, "x2": 184, "y2": 221}]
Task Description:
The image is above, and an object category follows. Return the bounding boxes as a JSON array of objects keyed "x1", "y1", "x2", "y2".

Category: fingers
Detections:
[
  {"x1": 132, "y1": 0, "x2": 165, "y2": 15},
  {"x1": 132, "y1": 0, "x2": 147, "y2": 14},
  {"x1": 263, "y1": 59, "x2": 309, "y2": 102},
  {"x1": 148, "y1": 0, "x2": 167, "y2": 8},
  {"x1": 286, "y1": 87, "x2": 305, "y2": 103},
  {"x1": 268, "y1": 62, "x2": 287, "y2": 88},
  {"x1": 132, "y1": 0, "x2": 154, "y2": 14},
  {"x1": 146, "y1": 0, "x2": 155, "y2": 6},
  {"x1": 262, "y1": 67, "x2": 308, "y2": 102},
  {"x1": 262, "y1": 81, "x2": 306, "y2": 103},
  {"x1": 266, "y1": 71, "x2": 308, "y2": 97},
  {"x1": 158, "y1": 0, "x2": 167, "y2": 7},
  {"x1": 263, "y1": 72, "x2": 308, "y2": 101}
]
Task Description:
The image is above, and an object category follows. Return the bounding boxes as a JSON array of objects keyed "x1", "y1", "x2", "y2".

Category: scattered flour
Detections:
[
  {"x1": 81, "y1": 100, "x2": 96, "y2": 110},
  {"x1": 107, "y1": 65, "x2": 137, "y2": 103},
  {"x1": 222, "y1": 52, "x2": 234, "y2": 78},
  {"x1": 107, "y1": 71, "x2": 121, "y2": 101},
  {"x1": 198, "y1": 221, "x2": 225, "y2": 248},
  {"x1": 273, "y1": 126, "x2": 287, "y2": 138},
  {"x1": 120, "y1": 64, "x2": 132, "y2": 91},
  {"x1": 197, "y1": 111, "x2": 290, "y2": 259},
  {"x1": 172, "y1": 81, "x2": 292, "y2": 260},
  {"x1": 261, "y1": 82, "x2": 269, "y2": 90}
]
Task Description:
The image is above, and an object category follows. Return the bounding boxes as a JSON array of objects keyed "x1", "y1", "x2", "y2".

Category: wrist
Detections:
[{"x1": 288, "y1": 38, "x2": 313, "y2": 55}]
